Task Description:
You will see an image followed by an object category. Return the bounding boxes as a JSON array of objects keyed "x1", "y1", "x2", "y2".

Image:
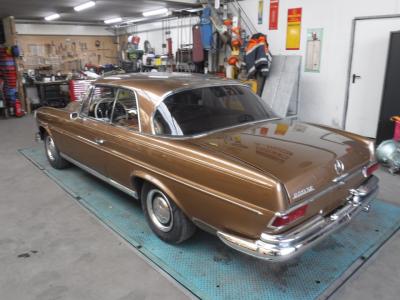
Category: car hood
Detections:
[{"x1": 188, "y1": 119, "x2": 370, "y2": 203}]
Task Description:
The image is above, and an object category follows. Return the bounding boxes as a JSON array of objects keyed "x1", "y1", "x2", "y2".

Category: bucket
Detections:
[{"x1": 391, "y1": 116, "x2": 400, "y2": 141}]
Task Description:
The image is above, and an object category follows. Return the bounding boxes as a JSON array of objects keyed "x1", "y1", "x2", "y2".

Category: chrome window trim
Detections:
[
  {"x1": 79, "y1": 85, "x2": 94, "y2": 117},
  {"x1": 146, "y1": 117, "x2": 282, "y2": 140},
  {"x1": 156, "y1": 82, "x2": 250, "y2": 105},
  {"x1": 148, "y1": 83, "x2": 279, "y2": 139},
  {"x1": 60, "y1": 152, "x2": 138, "y2": 199},
  {"x1": 110, "y1": 87, "x2": 142, "y2": 133},
  {"x1": 78, "y1": 83, "x2": 142, "y2": 133}
]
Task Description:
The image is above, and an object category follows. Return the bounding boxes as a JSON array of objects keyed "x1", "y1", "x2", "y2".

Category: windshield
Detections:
[{"x1": 153, "y1": 85, "x2": 277, "y2": 136}]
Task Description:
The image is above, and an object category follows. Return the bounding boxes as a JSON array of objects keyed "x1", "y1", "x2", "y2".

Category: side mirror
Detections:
[{"x1": 70, "y1": 112, "x2": 79, "y2": 120}]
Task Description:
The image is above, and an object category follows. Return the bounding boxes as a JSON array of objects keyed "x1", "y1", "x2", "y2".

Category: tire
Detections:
[
  {"x1": 44, "y1": 132, "x2": 70, "y2": 169},
  {"x1": 141, "y1": 183, "x2": 196, "y2": 244}
]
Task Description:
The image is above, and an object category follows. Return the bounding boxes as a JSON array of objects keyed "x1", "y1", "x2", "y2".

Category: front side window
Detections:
[
  {"x1": 153, "y1": 85, "x2": 276, "y2": 136},
  {"x1": 111, "y1": 89, "x2": 139, "y2": 131},
  {"x1": 81, "y1": 85, "x2": 116, "y2": 122}
]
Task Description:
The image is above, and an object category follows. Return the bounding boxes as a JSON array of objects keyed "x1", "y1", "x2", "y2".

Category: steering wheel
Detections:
[
  {"x1": 112, "y1": 101, "x2": 128, "y2": 123},
  {"x1": 94, "y1": 98, "x2": 113, "y2": 120}
]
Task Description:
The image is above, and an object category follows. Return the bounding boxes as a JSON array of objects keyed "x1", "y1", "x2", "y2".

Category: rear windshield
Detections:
[{"x1": 153, "y1": 85, "x2": 276, "y2": 136}]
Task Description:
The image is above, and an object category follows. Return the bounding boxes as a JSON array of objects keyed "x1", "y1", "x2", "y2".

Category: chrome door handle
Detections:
[{"x1": 95, "y1": 138, "x2": 105, "y2": 145}]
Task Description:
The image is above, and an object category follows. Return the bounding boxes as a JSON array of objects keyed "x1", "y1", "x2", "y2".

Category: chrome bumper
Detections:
[{"x1": 217, "y1": 175, "x2": 379, "y2": 262}]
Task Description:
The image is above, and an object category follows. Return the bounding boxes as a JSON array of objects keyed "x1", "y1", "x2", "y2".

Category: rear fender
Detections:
[{"x1": 130, "y1": 170, "x2": 189, "y2": 215}]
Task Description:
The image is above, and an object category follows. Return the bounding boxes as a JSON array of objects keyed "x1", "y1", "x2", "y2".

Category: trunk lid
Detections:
[{"x1": 189, "y1": 119, "x2": 370, "y2": 204}]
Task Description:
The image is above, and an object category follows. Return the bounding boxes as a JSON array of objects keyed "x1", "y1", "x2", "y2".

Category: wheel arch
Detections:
[
  {"x1": 38, "y1": 124, "x2": 52, "y2": 140},
  {"x1": 130, "y1": 170, "x2": 190, "y2": 216}
]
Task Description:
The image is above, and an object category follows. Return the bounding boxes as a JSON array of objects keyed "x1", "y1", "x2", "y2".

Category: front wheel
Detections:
[
  {"x1": 44, "y1": 133, "x2": 70, "y2": 169},
  {"x1": 141, "y1": 183, "x2": 196, "y2": 244}
]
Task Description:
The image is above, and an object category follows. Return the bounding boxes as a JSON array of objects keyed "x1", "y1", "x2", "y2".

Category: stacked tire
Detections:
[{"x1": 0, "y1": 46, "x2": 22, "y2": 117}]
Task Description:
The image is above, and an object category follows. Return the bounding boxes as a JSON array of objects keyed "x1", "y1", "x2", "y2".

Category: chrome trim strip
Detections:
[
  {"x1": 332, "y1": 172, "x2": 350, "y2": 183},
  {"x1": 148, "y1": 117, "x2": 282, "y2": 140},
  {"x1": 54, "y1": 128, "x2": 266, "y2": 215},
  {"x1": 217, "y1": 176, "x2": 379, "y2": 262},
  {"x1": 60, "y1": 153, "x2": 138, "y2": 199},
  {"x1": 60, "y1": 148, "x2": 263, "y2": 215}
]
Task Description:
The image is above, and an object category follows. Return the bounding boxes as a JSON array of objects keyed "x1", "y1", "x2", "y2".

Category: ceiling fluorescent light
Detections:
[
  {"x1": 104, "y1": 17, "x2": 122, "y2": 24},
  {"x1": 126, "y1": 18, "x2": 146, "y2": 24},
  {"x1": 74, "y1": 1, "x2": 96, "y2": 12},
  {"x1": 142, "y1": 8, "x2": 168, "y2": 17},
  {"x1": 44, "y1": 13, "x2": 60, "y2": 21}
]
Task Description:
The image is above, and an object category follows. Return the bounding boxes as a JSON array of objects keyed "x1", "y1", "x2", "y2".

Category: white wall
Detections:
[
  {"x1": 16, "y1": 23, "x2": 113, "y2": 36},
  {"x1": 241, "y1": 0, "x2": 400, "y2": 128}
]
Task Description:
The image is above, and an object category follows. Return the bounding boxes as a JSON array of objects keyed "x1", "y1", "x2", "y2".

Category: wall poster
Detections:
[
  {"x1": 305, "y1": 28, "x2": 323, "y2": 72},
  {"x1": 286, "y1": 7, "x2": 302, "y2": 50},
  {"x1": 269, "y1": 0, "x2": 279, "y2": 30},
  {"x1": 258, "y1": 0, "x2": 264, "y2": 24}
]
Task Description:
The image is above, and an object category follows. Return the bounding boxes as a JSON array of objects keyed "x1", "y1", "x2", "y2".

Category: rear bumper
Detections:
[{"x1": 217, "y1": 175, "x2": 379, "y2": 262}]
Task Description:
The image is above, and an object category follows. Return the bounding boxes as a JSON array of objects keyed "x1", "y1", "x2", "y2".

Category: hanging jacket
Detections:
[
  {"x1": 245, "y1": 33, "x2": 272, "y2": 77},
  {"x1": 192, "y1": 25, "x2": 204, "y2": 63}
]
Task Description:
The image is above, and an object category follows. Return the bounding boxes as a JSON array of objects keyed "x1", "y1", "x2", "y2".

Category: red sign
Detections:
[
  {"x1": 288, "y1": 7, "x2": 302, "y2": 23},
  {"x1": 269, "y1": 0, "x2": 279, "y2": 30}
]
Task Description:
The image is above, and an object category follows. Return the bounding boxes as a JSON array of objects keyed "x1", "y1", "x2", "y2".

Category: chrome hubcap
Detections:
[
  {"x1": 46, "y1": 136, "x2": 56, "y2": 161},
  {"x1": 147, "y1": 189, "x2": 173, "y2": 232}
]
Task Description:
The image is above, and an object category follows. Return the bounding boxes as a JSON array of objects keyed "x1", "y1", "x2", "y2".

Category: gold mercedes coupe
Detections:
[{"x1": 35, "y1": 73, "x2": 379, "y2": 261}]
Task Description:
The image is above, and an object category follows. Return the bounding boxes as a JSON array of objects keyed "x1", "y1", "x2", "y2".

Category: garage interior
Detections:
[{"x1": 1, "y1": 1, "x2": 400, "y2": 299}]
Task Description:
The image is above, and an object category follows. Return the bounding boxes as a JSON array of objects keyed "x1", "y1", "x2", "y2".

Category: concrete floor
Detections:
[{"x1": 0, "y1": 115, "x2": 399, "y2": 300}]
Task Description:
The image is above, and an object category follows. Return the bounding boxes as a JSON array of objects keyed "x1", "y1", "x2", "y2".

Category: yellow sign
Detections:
[{"x1": 286, "y1": 8, "x2": 302, "y2": 50}]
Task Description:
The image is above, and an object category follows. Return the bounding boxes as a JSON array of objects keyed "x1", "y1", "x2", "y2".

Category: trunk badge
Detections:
[
  {"x1": 334, "y1": 160, "x2": 345, "y2": 175},
  {"x1": 293, "y1": 186, "x2": 315, "y2": 200}
]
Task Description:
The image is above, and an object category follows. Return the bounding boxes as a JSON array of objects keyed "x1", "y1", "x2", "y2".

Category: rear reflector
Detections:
[
  {"x1": 271, "y1": 205, "x2": 308, "y2": 227},
  {"x1": 363, "y1": 162, "x2": 379, "y2": 177}
]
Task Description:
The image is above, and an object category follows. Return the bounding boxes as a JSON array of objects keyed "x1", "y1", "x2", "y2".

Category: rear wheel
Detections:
[
  {"x1": 44, "y1": 133, "x2": 70, "y2": 169},
  {"x1": 141, "y1": 183, "x2": 196, "y2": 244}
]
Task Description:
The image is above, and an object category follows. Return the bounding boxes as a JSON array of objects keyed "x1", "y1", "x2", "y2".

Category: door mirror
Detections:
[{"x1": 70, "y1": 112, "x2": 79, "y2": 120}]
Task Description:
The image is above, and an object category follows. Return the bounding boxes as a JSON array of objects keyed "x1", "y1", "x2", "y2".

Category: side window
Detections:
[
  {"x1": 81, "y1": 85, "x2": 116, "y2": 121},
  {"x1": 111, "y1": 89, "x2": 139, "y2": 131}
]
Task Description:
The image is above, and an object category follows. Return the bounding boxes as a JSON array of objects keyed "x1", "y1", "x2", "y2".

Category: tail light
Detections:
[
  {"x1": 271, "y1": 204, "x2": 308, "y2": 228},
  {"x1": 363, "y1": 162, "x2": 379, "y2": 177}
]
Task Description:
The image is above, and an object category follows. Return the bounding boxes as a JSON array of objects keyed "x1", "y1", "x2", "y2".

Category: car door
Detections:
[
  {"x1": 104, "y1": 87, "x2": 143, "y2": 194},
  {"x1": 58, "y1": 85, "x2": 117, "y2": 175}
]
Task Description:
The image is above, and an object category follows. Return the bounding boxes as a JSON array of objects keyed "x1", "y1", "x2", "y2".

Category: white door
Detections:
[{"x1": 345, "y1": 18, "x2": 400, "y2": 138}]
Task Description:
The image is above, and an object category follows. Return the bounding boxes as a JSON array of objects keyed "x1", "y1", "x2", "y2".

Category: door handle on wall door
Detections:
[
  {"x1": 95, "y1": 138, "x2": 105, "y2": 145},
  {"x1": 352, "y1": 74, "x2": 362, "y2": 83}
]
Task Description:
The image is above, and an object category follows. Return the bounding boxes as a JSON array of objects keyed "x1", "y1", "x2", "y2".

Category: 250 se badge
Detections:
[
  {"x1": 293, "y1": 186, "x2": 315, "y2": 200},
  {"x1": 35, "y1": 73, "x2": 379, "y2": 262}
]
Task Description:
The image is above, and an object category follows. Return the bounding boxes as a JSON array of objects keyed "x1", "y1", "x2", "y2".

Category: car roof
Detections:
[
  {"x1": 93, "y1": 72, "x2": 248, "y2": 134},
  {"x1": 94, "y1": 72, "x2": 241, "y2": 99}
]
